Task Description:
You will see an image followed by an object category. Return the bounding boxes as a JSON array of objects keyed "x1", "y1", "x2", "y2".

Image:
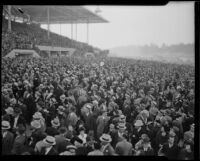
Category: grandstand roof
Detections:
[{"x1": 5, "y1": 5, "x2": 109, "y2": 24}]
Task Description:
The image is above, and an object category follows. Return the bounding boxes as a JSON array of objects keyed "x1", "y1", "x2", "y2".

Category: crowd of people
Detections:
[
  {"x1": 2, "y1": 18, "x2": 95, "y2": 57},
  {"x1": 1, "y1": 55, "x2": 194, "y2": 159}
]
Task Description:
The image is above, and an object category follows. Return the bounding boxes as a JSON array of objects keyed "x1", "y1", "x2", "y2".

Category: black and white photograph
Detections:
[{"x1": 1, "y1": 2, "x2": 196, "y2": 159}]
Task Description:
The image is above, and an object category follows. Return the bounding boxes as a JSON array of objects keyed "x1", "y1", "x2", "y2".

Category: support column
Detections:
[
  {"x1": 86, "y1": 21, "x2": 89, "y2": 44},
  {"x1": 75, "y1": 23, "x2": 77, "y2": 41},
  {"x1": 60, "y1": 23, "x2": 62, "y2": 55},
  {"x1": 8, "y1": 5, "x2": 11, "y2": 32},
  {"x1": 47, "y1": 6, "x2": 50, "y2": 39},
  {"x1": 71, "y1": 22, "x2": 73, "y2": 40}
]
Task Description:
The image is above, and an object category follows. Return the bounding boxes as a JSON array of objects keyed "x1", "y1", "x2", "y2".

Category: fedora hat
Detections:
[
  {"x1": 60, "y1": 94, "x2": 66, "y2": 100},
  {"x1": 119, "y1": 115, "x2": 126, "y2": 121},
  {"x1": 117, "y1": 123, "x2": 126, "y2": 130},
  {"x1": 134, "y1": 120, "x2": 144, "y2": 127},
  {"x1": 85, "y1": 103, "x2": 93, "y2": 109},
  {"x1": 31, "y1": 120, "x2": 41, "y2": 129},
  {"x1": 51, "y1": 118, "x2": 60, "y2": 127},
  {"x1": 57, "y1": 106, "x2": 65, "y2": 112},
  {"x1": 43, "y1": 136, "x2": 56, "y2": 146},
  {"x1": 2, "y1": 121, "x2": 11, "y2": 130},
  {"x1": 66, "y1": 145, "x2": 77, "y2": 150},
  {"x1": 99, "y1": 134, "x2": 112, "y2": 143},
  {"x1": 33, "y1": 112, "x2": 43, "y2": 120},
  {"x1": 5, "y1": 107, "x2": 14, "y2": 115}
]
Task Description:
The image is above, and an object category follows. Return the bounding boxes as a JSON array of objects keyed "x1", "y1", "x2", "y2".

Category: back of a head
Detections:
[
  {"x1": 59, "y1": 126, "x2": 67, "y2": 134},
  {"x1": 94, "y1": 141, "x2": 101, "y2": 150}
]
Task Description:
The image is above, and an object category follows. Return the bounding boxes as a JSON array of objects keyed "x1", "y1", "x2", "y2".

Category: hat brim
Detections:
[
  {"x1": 43, "y1": 139, "x2": 56, "y2": 146},
  {"x1": 117, "y1": 126, "x2": 127, "y2": 130},
  {"x1": 2, "y1": 125, "x2": 11, "y2": 130},
  {"x1": 134, "y1": 123, "x2": 143, "y2": 126},
  {"x1": 51, "y1": 120, "x2": 60, "y2": 127},
  {"x1": 99, "y1": 136, "x2": 112, "y2": 143}
]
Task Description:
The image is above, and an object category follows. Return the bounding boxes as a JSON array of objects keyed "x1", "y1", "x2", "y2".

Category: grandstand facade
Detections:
[{"x1": 2, "y1": 5, "x2": 109, "y2": 58}]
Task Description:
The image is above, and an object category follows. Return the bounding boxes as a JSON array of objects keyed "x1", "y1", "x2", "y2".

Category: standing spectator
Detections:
[
  {"x1": 99, "y1": 134, "x2": 116, "y2": 155},
  {"x1": 11, "y1": 124, "x2": 26, "y2": 155},
  {"x1": 88, "y1": 141, "x2": 103, "y2": 156},
  {"x1": 2, "y1": 121, "x2": 14, "y2": 155},
  {"x1": 158, "y1": 133, "x2": 179, "y2": 159},
  {"x1": 96, "y1": 109, "x2": 110, "y2": 139},
  {"x1": 115, "y1": 133, "x2": 132, "y2": 155},
  {"x1": 39, "y1": 136, "x2": 58, "y2": 155}
]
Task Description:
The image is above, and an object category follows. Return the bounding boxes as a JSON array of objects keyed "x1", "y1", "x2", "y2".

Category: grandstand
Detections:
[{"x1": 2, "y1": 5, "x2": 109, "y2": 58}]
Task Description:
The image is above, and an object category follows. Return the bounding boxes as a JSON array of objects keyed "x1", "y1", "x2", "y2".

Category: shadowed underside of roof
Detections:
[{"x1": 4, "y1": 5, "x2": 109, "y2": 24}]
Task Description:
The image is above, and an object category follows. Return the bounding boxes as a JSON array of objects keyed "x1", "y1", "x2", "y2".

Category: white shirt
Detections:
[
  {"x1": 13, "y1": 115, "x2": 20, "y2": 128},
  {"x1": 78, "y1": 134, "x2": 87, "y2": 144},
  {"x1": 2, "y1": 131, "x2": 8, "y2": 138}
]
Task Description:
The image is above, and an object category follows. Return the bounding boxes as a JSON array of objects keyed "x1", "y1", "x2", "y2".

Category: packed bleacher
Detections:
[
  {"x1": 2, "y1": 18, "x2": 94, "y2": 57},
  {"x1": 1, "y1": 52, "x2": 194, "y2": 158}
]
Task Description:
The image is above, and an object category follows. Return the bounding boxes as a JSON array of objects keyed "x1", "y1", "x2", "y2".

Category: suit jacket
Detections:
[
  {"x1": 55, "y1": 135, "x2": 72, "y2": 153},
  {"x1": 139, "y1": 148, "x2": 154, "y2": 156},
  {"x1": 131, "y1": 127, "x2": 147, "y2": 147},
  {"x1": 101, "y1": 143, "x2": 116, "y2": 156},
  {"x1": 11, "y1": 134, "x2": 26, "y2": 155},
  {"x1": 40, "y1": 146, "x2": 58, "y2": 155},
  {"x1": 96, "y1": 115, "x2": 109, "y2": 138},
  {"x1": 10, "y1": 115, "x2": 26, "y2": 130},
  {"x1": 115, "y1": 140, "x2": 133, "y2": 155},
  {"x1": 2, "y1": 131, "x2": 14, "y2": 155},
  {"x1": 29, "y1": 130, "x2": 47, "y2": 148},
  {"x1": 45, "y1": 127, "x2": 59, "y2": 137},
  {"x1": 161, "y1": 143, "x2": 179, "y2": 160},
  {"x1": 85, "y1": 113, "x2": 97, "y2": 132}
]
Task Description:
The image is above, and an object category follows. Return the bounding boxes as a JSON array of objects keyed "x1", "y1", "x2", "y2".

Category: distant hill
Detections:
[{"x1": 109, "y1": 43, "x2": 194, "y2": 65}]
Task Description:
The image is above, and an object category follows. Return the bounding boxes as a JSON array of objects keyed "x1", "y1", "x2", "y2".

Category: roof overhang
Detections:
[{"x1": 4, "y1": 5, "x2": 109, "y2": 24}]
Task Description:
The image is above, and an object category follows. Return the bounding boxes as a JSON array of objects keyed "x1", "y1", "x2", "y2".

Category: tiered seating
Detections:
[{"x1": 2, "y1": 18, "x2": 97, "y2": 57}]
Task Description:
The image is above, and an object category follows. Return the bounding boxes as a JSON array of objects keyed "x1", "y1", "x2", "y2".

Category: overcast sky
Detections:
[{"x1": 41, "y1": 2, "x2": 194, "y2": 50}]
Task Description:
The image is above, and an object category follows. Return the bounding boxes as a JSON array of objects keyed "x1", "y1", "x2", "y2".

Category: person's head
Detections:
[
  {"x1": 184, "y1": 140, "x2": 194, "y2": 152},
  {"x1": 79, "y1": 126, "x2": 86, "y2": 135},
  {"x1": 109, "y1": 123, "x2": 115, "y2": 132},
  {"x1": 66, "y1": 145, "x2": 77, "y2": 154},
  {"x1": 190, "y1": 123, "x2": 194, "y2": 132},
  {"x1": 122, "y1": 133, "x2": 128, "y2": 141},
  {"x1": 134, "y1": 120, "x2": 144, "y2": 129},
  {"x1": 16, "y1": 124, "x2": 26, "y2": 135},
  {"x1": 59, "y1": 126, "x2": 67, "y2": 135},
  {"x1": 93, "y1": 141, "x2": 101, "y2": 150},
  {"x1": 2, "y1": 120, "x2": 11, "y2": 133},
  {"x1": 43, "y1": 136, "x2": 56, "y2": 148},
  {"x1": 168, "y1": 136, "x2": 175, "y2": 144},
  {"x1": 99, "y1": 134, "x2": 112, "y2": 146}
]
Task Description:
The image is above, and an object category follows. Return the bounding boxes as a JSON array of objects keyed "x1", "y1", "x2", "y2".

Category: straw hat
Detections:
[
  {"x1": 57, "y1": 106, "x2": 65, "y2": 112},
  {"x1": 119, "y1": 115, "x2": 126, "y2": 121},
  {"x1": 5, "y1": 107, "x2": 14, "y2": 115},
  {"x1": 60, "y1": 94, "x2": 66, "y2": 100},
  {"x1": 134, "y1": 120, "x2": 144, "y2": 127},
  {"x1": 31, "y1": 120, "x2": 41, "y2": 129},
  {"x1": 51, "y1": 118, "x2": 60, "y2": 127},
  {"x1": 33, "y1": 112, "x2": 43, "y2": 120},
  {"x1": 99, "y1": 134, "x2": 112, "y2": 143},
  {"x1": 117, "y1": 123, "x2": 127, "y2": 130},
  {"x1": 66, "y1": 145, "x2": 77, "y2": 150},
  {"x1": 43, "y1": 136, "x2": 56, "y2": 146},
  {"x1": 2, "y1": 121, "x2": 11, "y2": 130},
  {"x1": 85, "y1": 103, "x2": 93, "y2": 109}
]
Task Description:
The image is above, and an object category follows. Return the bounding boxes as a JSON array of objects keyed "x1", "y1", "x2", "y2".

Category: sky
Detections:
[{"x1": 41, "y1": 2, "x2": 194, "y2": 50}]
